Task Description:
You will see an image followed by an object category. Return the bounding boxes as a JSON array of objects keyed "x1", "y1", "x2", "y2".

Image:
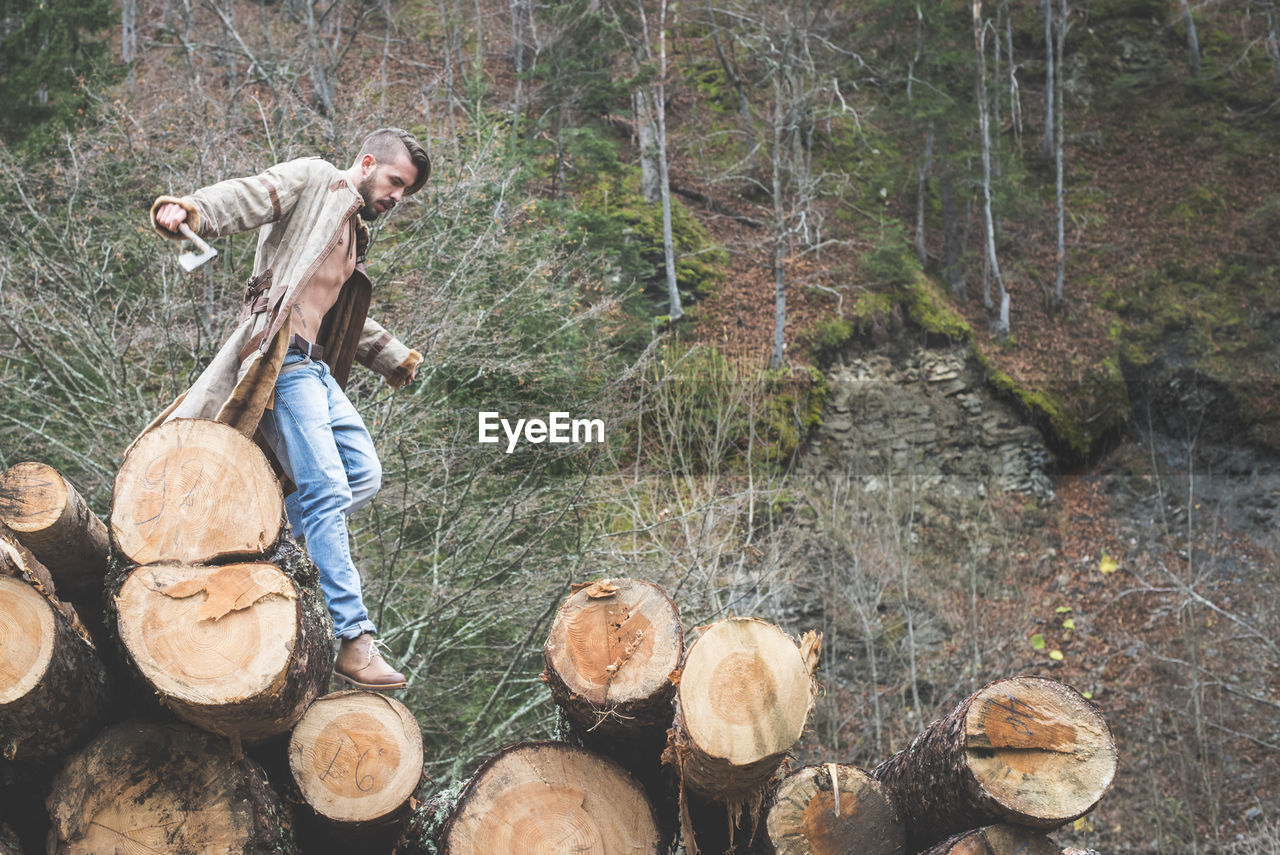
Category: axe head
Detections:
[
  {"x1": 177, "y1": 222, "x2": 218, "y2": 272},
  {"x1": 178, "y1": 244, "x2": 218, "y2": 271}
]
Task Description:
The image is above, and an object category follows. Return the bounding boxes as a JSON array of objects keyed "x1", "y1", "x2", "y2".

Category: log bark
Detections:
[
  {"x1": 763, "y1": 764, "x2": 904, "y2": 855},
  {"x1": 0, "y1": 552, "x2": 112, "y2": 762},
  {"x1": 0, "y1": 462, "x2": 109, "y2": 603},
  {"x1": 872, "y1": 676, "x2": 1117, "y2": 853},
  {"x1": 288, "y1": 690, "x2": 423, "y2": 850},
  {"x1": 112, "y1": 545, "x2": 333, "y2": 742},
  {"x1": 0, "y1": 823, "x2": 22, "y2": 855},
  {"x1": 401, "y1": 741, "x2": 663, "y2": 855},
  {"x1": 920, "y1": 824, "x2": 1061, "y2": 855},
  {"x1": 46, "y1": 720, "x2": 298, "y2": 855},
  {"x1": 543, "y1": 578, "x2": 683, "y2": 737},
  {"x1": 666, "y1": 618, "x2": 820, "y2": 803},
  {"x1": 111, "y1": 418, "x2": 284, "y2": 567}
]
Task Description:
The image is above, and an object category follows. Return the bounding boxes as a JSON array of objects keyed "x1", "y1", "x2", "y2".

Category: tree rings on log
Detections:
[
  {"x1": 873, "y1": 676, "x2": 1116, "y2": 851},
  {"x1": 289, "y1": 690, "x2": 424, "y2": 826},
  {"x1": 0, "y1": 575, "x2": 111, "y2": 761},
  {"x1": 920, "y1": 824, "x2": 1061, "y2": 855},
  {"x1": 764, "y1": 764, "x2": 904, "y2": 855},
  {"x1": 0, "y1": 462, "x2": 108, "y2": 602},
  {"x1": 543, "y1": 578, "x2": 683, "y2": 736},
  {"x1": 438, "y1": 741, "x2": 663, "y2": 855},
  {"x1": 114, "y1": 562, "x2": 332, "y2": 741},
  {"x1": 111, "y1": 418, "x2": 283, "y2": 566},
  {"x1": 46, "y1": 720, "x2": 297, "y2": 855},
  {"x1": 670, "y1": 618, "x2": 818, "y2": 800}
]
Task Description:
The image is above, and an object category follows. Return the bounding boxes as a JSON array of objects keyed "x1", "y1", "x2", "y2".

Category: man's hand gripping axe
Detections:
[{"x1": 177, "y1": 223, "x2": 218, "y2": 271}]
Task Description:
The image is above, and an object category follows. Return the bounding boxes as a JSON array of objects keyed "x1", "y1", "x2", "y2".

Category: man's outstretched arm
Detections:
[{"x1": 149, "y1": 157, "x2": 322, "y2": 241}]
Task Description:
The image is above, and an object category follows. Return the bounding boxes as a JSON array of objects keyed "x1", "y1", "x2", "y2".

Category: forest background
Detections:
[{"x1": 1, "y1": 0, "x2": 1278, "y2": 852}]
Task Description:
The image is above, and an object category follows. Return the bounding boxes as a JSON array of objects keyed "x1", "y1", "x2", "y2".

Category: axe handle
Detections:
[{"x1": 177, "y1": 222, "x2": 214, "y2": 255}]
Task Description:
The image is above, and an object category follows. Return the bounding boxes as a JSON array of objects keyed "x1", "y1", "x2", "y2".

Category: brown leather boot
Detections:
[{"x1": 335, "y1": 633, "x2": 408, "y2": 690}]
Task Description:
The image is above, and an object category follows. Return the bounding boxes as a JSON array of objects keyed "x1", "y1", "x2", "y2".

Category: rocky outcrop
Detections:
[{"x1": 802, "y1": 344, "x2": 1053, "y2": 498}]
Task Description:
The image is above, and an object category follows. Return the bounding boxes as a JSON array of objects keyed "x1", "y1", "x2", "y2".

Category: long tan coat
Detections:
[{"x1": 146, "y1": 157, "x2": 421, "y2": 438}]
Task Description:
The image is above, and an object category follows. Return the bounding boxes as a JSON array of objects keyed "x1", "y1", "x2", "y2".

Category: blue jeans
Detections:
[{"x1": 258, "y1": 351, "x2": 381, "y2": 639}]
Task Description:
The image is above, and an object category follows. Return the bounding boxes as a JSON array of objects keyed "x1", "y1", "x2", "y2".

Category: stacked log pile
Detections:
[{"x1": 1, "y1": 424, "x2": 1119, "y2": 854}]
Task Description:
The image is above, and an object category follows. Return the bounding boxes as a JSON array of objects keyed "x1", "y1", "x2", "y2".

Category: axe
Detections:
[{"x1": 177, "y1": 222, "x2": 218, "y2": 271}]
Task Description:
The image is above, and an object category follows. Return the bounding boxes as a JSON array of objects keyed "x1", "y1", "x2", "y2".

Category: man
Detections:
[{"x1": 149, "y1": 128, "x2": 430, "y2": 690}]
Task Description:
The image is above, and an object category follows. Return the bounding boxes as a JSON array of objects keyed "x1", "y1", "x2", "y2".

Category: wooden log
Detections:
[
  {"x1": 762, "y1": 764, "x2": 904, "y2": 855},
  {"x1": 288, "y1": 690, "x2": 424, "y2": 852},
  {"x1": 666, "y1": 618, "x2": 820, "y2": 803},
  {"x1": 112, "y1": 548, "x2": 333, "y2": 742},
  {"x1": 0, "y1": 552, "x2": 112, "y2": 762},
  {"x1": 543, "y1": 578, "x2": 684, "y2": 840},
  {"x1": 111, "y1": 418, "x2": 284, "y2": 566},
  {"x1": 542, "y1": 578, "x2": 684, "y2": 737},
  {"x1": 0, "y1": 823, "x2": 22, "y2": 855},
  {"x1": 0, "y1": 462, "x2": 109, "y2": 603},
  {"x1": 872, "y1": 676, "x2": 1117, "y2": 853},
  {"x1": 46, "y1": 719, "x2": 298, "y2": 855},
  {"x1": 920, "y1": 824, "x2": 1061, "y2": 855},
  {"x1": 398, "y1": 741, "x2": 663, "y2": 855}
]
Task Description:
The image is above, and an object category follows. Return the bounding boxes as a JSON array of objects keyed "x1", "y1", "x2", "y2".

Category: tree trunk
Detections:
[
  {"x1": 46, "y1": 720, "x2": 298, "y2": 855},
  {"x1": 1180, "y1": 0, "x2": 1201, "y2": 80},
  {"x1": 1265, "y1": 2, "x2": 1280, "y2": 90},
  {"x1": 872, "y1": 676, "x2": 1117, "y2": 853},
  {"x1": 288, "y1": 690, "x2": 423, "y2": 851},
  {"x1": 1053, "y1": 0, "x2": 1067, "y2": 306},
  {"x1": 0, "y1": 572, "x2": 112, "y2": 763},
  {"x1": 635, "y1": 89, "x2": 660, "y2": 204},
  {"x1": 398, "y1": 741, "x2": 663, "y2": 855},
  {"x1": 111, "y1": 418, "x2": 284, "y2": 567},
  {"x1": 542, "y1": 578, "x2": 683, "y2": 737},
  {"x1": 1, "y1": 462, "x2": 109, "y2": 603},
  {"x1": 111, "y1": 547, "x2": 333, "y2": 742},
  {"x1": 920, "y1": 824, "x2": 1061, "y2": 855},
  {"x1": 666, "y1": 619, "x2": 820, "y2": 803},
  {"x1": 973, "y1": 0, "x2": 1010, "y2": 338},
  {"x1": 1041, "y1": 0, "x2": 1054, "y2": 162},
  {"x1": 762, "y1": 764, "x2": 904, "y2": 855},
  {"x1": 940, "y1": 171, "x2": 965, "y2": 297}
]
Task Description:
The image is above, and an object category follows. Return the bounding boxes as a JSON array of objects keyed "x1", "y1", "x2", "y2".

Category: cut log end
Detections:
[
  {"x1": 0, "y1": 462, "x2": 70, "y2": 533},
  {"x1": 117, "y1": 562, "x2": 298, "y2": 703},
  {"x1": 0, "y1": 576, "x2": 56, "y2": 705},
  {"x1": 544, "y1": 578, "x2": 682, "y2": 732},
  {"x1": 923, "y1": 825, "x2": 1062, "y2": 855},
  {"x1": 965, "y1": 677, "x2": 1116, "y2": 824},
  {"x1": 47, "y1": 721, "x2": 295, "y2": 855},
  {"x1": 765, "y1": 764, "x2": 904, "y2": 855},
  {"x1": 675, "y1": 617, "x2": 816, "y2": 798},
  {"x1": 110, "y1": 419, "x2": 283, "y2": 566},
  {"x1": 114, "y1": 561, "x2": 329, "y2": 741},
  {"x1": 441, "y1": 742, "x2": 662, "y2": 855},
  {"x1": 290, "y1": 690, "x2": 424, "y2": 824},
  {"x1": 1, "y1": 463, "x2": 109, "y2": 602}
]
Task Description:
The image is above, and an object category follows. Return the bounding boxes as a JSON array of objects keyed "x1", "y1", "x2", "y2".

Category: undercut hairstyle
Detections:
[{"x1": 357, "y1": 128, "x2": 430, "y2": 196}]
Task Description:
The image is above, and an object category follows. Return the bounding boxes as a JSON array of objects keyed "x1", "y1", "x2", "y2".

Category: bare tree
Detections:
[
  {"x1": 1180, "y1": 0, "x2": 1202, "y2": 80},
  {"x1": 1262, "y1": 1, "x2": 1280, "y2": 89},
  {"x1": 973, "y1": 0, "x2": 1009, "y2": 337},
  {"x1": 1041, "y1": 0, "x2": 1054, "y2": 161},
  {"x1": 606, "y1": 0, "x2": 682, "y2": 321},
  {"x1": 1053, "y1": 0, "x2": 1067, "y2": 306}
]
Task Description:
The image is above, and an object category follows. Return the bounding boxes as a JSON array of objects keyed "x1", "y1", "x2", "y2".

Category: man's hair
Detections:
[{"x1": 358, "y1": 128, "x2": 430, "y2": 196}]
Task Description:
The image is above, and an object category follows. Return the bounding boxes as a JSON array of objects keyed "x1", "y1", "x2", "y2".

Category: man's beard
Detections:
[{"x1": 357, "y1": 173, "x2": 386, "y2": 221}]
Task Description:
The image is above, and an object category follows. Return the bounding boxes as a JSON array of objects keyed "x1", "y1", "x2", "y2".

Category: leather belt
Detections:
[{"x1": 288, "y1": 334, "x2": 324, "y2": 361}]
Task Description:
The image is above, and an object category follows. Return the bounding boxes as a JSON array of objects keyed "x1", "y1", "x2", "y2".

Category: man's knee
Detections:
[{"x1": 348, "y1": 456, "x2": 382, "y2": 513}]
